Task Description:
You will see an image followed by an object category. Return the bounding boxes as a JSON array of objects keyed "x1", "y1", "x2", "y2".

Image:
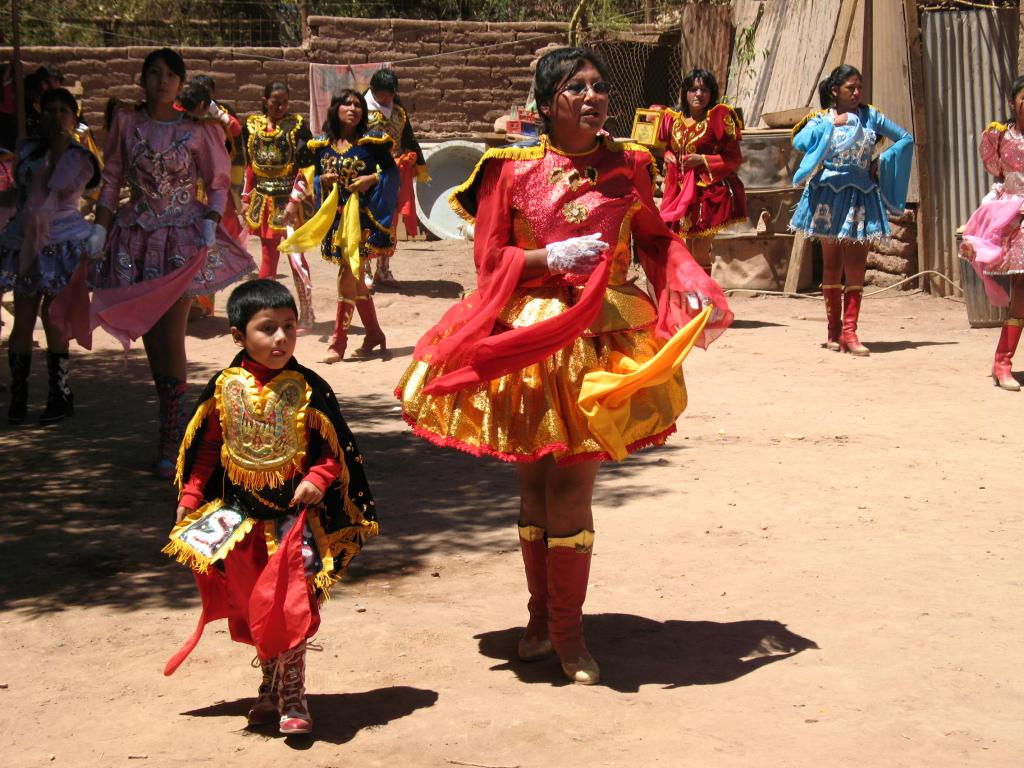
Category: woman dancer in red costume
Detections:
[
  {"x1": 398, "y1": 48, "x2": 731, "y2": 685},
  {"x1": 658, "y1": 68, "x2": 746, "y2": 271}
]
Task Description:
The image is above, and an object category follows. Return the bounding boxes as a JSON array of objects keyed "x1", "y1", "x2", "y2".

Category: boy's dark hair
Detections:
[
  {"x1": 191, "y1": 74, "x2": 215, "y2": 95},
  {"x1": 227, "y1": 279, "x2": 298, "y2": 331},
  {"x1": 178, "y1": 80, "x2": 211, "y2": 113},
  {"x1": 369, "y1": 68, "x2": 398, "y2": 94}
]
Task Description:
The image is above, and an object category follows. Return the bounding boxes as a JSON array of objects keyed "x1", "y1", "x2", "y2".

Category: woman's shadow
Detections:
[
  {"x1": 182, "y1": 685, "x2": 438, "y2": 747},
  {"x1": 476, "y1": 614, "x2": 817, "y2": 693}
]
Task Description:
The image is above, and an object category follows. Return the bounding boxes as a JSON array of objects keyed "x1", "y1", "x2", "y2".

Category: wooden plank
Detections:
[
  {"x1": 725, "y1": 0, "x2": 783, "y2": 125},
  {"x1": 902, "y1": 0, "x2": 933, "y2": 292},
  {"x1": 758, "y1": 0, "x2": 844, "y2": 122},
  {"x1": 872, "y1": 0, "x2": 917, "y2": 202},
  {"x1": 784, "y1": 231, "x2": 812, "y2": 294},
  {"x1": 678, "y1": 3, "x2": 732, "y2": 90}
]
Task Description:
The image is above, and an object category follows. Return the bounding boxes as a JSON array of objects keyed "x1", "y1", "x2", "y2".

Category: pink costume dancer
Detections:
[
  {"x1": 71, "y1": 49, "x2": 255, "y2": 477},
  {"x1": 961, "y1": 120, "x2": 1024, "y2": 389}
]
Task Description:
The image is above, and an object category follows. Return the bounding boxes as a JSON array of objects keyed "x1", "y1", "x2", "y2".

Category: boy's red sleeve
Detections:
[
  {"x1": 302, "y1": 444, "x2": 342, "y2": 494},
  {"x1": 178, "y1": 410, "x2": 223, "y2": 510}
]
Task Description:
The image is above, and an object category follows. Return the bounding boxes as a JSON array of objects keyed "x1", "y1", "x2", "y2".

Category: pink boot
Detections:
[{"x1": 992, "y1": 319, "x2": 1023, "y2": 391}]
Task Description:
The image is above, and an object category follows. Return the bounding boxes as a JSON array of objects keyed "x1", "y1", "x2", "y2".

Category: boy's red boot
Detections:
[
  {"x1": 246, "y1": 657, "x2": 278, "y2": 726},
  {"x1": 517, "y1": 524, "x2": 553, "y2": 661},
  {"x1": 278, "y1": 641, "x2": 312, "y2": 734},
  {"x1": 547, "y1": 531, "x2": 600, "y2": 685}
]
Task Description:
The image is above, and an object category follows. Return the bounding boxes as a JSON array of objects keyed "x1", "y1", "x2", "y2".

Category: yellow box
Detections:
[{"x1": 630, "y1": 108, "x2": 665, "y2": 147}]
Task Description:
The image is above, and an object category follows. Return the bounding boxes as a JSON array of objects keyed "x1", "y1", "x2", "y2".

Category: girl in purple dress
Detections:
[
  {"x1": 0, "y1": 88, "x2": 99, "y2": 424},
  {"x1": 84, "y1": 48, "x2": 254, "y2": 476}
]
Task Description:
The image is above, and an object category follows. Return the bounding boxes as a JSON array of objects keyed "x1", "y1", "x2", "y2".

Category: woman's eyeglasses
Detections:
[{"x1": 560, "y1": 81, "x2": 611, "y2": 97}]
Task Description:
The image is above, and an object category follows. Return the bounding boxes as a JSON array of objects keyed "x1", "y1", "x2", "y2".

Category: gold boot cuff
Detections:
[
  {"x1": 517, "y1": 524, "x2": 546, "y2": 542},
  {"x1": 1006, "y1": 317, "x2": 1024, "y2": 327},
  {"x1": 548, "y1": 530, "x2": 595, "y2": 552},
  {"x1": 820, "y1": 283, "x2": 842, "y2": 290},
  {"x1": 844, "y1": 285, "x2": 864, "y2": 293}
]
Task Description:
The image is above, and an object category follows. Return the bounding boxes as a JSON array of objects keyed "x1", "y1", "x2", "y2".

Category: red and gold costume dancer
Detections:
[
  {"x1": 658, "y1": 69, "x2": 745, "y2": 271},
  {"x1": 365, "y1": 69, "x2": 429, "y2": 287},
  {"x1": 241, "y1": 82, "x2": 316, "y2": 330},
  {"x1": 165, "y1": 280, "x2": 376, "y2": 735},
  {"x1": 398, "y1": 48, "x2": 731, "y2": 686}
]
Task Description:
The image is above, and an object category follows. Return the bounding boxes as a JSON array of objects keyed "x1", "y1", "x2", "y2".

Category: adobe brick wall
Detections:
[{"x1": 4, "y1": 17, "x2": 566, "y2": 146}]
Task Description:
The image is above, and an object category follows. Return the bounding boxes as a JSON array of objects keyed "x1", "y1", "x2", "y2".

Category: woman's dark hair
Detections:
[
  {"x1": 36, "y1": 88, "x2": 101, "y2": 188},
  {"x1": 228, "y1": 279, "x2": 298, "y2": 331},
  {"x1": 534, "y1": 46, "x2": 610, "y2": 134},
  {"x1": 191, "y1": 74, "x2": 215, "y2": 95},
  {"x1": 1004, "y1": 74, "x2": 1024, "y2": 125},
  {"x1": 370, "y1": 68, "x2": 398, "y2": 94},
  {"x1": 40, "y1": 86, "x2": 78, "y2": 117},
  {"x1": 326, "y1": 89, "x2": 368, "y2": 140},
  {"x1": 104, "y1": 97, "x2": 125, "y2": 132},
  {"x1": 818, "y1": 64, "x2": 862, "y2": 109},
  {"x1": 178, "y1": 81, "x2": 211, "y2": 113},
  {"x1": 679, "y1": 68, "x2": 720, "y2": 116},
  {"x1": 261, "y1": 81, "x2": 289, "y2": 113},
  {"x1": 141, "y1": 48, "x2": 186, "y2": 82}
]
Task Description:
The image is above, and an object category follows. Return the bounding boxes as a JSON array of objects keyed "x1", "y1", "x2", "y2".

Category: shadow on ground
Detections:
[
  {"x1": 0, "y1": 347, "x2": 683, "y2": 615},
  {"x1": 476, "y1": 614, "x2": 817, "y2": 693},
  {"x1": 182, "y1": 685, "x2": 438, "y2": 746}
]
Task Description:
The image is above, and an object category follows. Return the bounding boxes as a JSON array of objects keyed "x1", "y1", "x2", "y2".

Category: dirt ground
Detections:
[{"x1": 1, "y1": 236, "x2": 1022, "y2": 768}]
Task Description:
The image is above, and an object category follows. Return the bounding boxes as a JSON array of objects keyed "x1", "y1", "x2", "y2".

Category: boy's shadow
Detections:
[
  {"x1": 476, "y1": 613, "x2": 817, "y2": 693},
  {"x1": 182, "y1": 685, "x2": 438, "y2": 746}
]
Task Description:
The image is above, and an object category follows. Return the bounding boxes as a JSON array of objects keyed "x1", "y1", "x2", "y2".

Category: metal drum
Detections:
[
  {"x1": 414, "y1": 140, "x2": 486, "y2": 240},
  {"x1": 956, "y1": 233, "x2": 1010, "y2": 328},
  {"x1": 738, "y1": 128, "x2": 799, "y2": 189}
]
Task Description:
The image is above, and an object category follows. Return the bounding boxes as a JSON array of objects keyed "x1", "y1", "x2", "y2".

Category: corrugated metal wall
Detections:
[{"x1": 921, "y1": 9, "x2": 1018, "y2": 296}]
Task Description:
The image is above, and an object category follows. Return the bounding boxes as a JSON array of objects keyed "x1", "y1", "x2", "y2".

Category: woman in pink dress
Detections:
[
  {"x1": 84, "y1": 48, "x2": 255, "y2": 475},
  {"x1": 961, "y1": 74, "x2": 1024, "y2": 391}
]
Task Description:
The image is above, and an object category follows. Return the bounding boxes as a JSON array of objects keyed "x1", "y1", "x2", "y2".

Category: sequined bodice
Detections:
[
  {"x1": 825, "y1": 122, "x2": 876, "y2": 173},
  {"x1": 126, "y1": 126, "x2": 199, "y2": 227},
  {"x1": 509, "y1": 145, "x2": 640, "y2": 284},
  {"x1": 248, "y1": 115, "x2": 303, "y2": 178}
]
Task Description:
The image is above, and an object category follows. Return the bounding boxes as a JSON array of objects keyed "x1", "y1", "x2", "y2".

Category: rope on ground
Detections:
[{"x1": 723, "y1": 270, "x2": 966, "y2": 302}]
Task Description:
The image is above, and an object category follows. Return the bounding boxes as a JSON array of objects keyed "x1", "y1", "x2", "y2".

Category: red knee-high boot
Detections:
[
  {"x1": 547, "y1": 530, "x2": 599, "y2": 685},
  {"x1": 517, "y1": 524, "x2": 553, "y2": 661},
  {"x1": 325, "y1": 299, "x2": 355, "y2": 362},
  {"x1": 839, "y1": 285, "x2": 870, "y2": 356},
  {"x1": 992, "y1": 318, "x2": 1023, "y2": 391},
  {"x1": 822, "y1": 284, "x2": 843, "y2": 351},
  {"x1": 351, "y1": 295, "x2": 387, "y2": 358},
  {"x1": 259, "y1": 238, "x2": 281, "y2": 279}
]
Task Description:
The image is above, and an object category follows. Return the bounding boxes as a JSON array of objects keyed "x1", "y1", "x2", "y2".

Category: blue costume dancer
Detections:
[{"x1": 789, "y1": 64, "x2": 913, "y2": 355}]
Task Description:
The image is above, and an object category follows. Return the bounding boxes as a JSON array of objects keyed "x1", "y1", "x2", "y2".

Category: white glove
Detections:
[
  {"x1": 206, "y1": 100, "x2": 231, "y2": 126},
  {"x1": 684, "y1": 291, "x2": 725, "y2": 323},
  {"x1": 86, "y1": 223, "x2": 107, "y2": 261},
  {"x1": 202, "y1": 218, "x2": 217, "y2": 248},
  {"x1": 546, "y1": 232, "x2": 608, "y2": 275}
]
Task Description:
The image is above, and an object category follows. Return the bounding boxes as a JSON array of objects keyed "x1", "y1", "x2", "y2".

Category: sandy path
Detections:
[{"x1": 1, "y1": 237, "x2": 1021, "y2": 767}]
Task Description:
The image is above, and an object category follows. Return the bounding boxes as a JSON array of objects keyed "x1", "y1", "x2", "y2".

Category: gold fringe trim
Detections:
[
  {"x1": 308, "y1": 135, "x2": 330, "y2": 149},
  {"x1": 359, "y1": 133, "x2": 394, "y2": 147},
  {"x1": 447, "y1": 142, "x2": 546, "y2": 224},
  {"x1": 987, "y1": 121, "x2": 1010, "y2": 133},
  {"x1": 685, "y1": 215, "x2": 747, "y2": 240},
  {"x1": 175, "y1": 398, "x2": 215, "y2": 488},
  {"x1": 306, "y1": 408, "x2": 342, "y2": 458},
  {"x1": 791, "y1": 109, "x2": 829, "y2": 138},
  {"x1": 162, "y1": 499, "x2": 256, "y2": 574}
]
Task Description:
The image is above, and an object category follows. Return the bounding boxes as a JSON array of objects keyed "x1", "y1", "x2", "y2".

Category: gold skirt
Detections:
[{"x1": 397, "y1": 281, "x2": 688, "y2": 464}]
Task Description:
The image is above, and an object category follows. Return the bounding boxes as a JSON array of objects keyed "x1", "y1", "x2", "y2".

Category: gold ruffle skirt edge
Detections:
[{"x1": 397, "y1": 294, "x2": 688, "y2": 464}]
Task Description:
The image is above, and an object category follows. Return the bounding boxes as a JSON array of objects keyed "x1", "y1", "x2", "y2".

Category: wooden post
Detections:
[
  {"x1": 902, "y1": 0, "x2": 933, "y2": 293},
  {"x1": 12, "y1": 0, "x2": 24, "y2": 141},
  {"x1": 645, "y1": 0, "x2": 655, "y2": 25}
]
